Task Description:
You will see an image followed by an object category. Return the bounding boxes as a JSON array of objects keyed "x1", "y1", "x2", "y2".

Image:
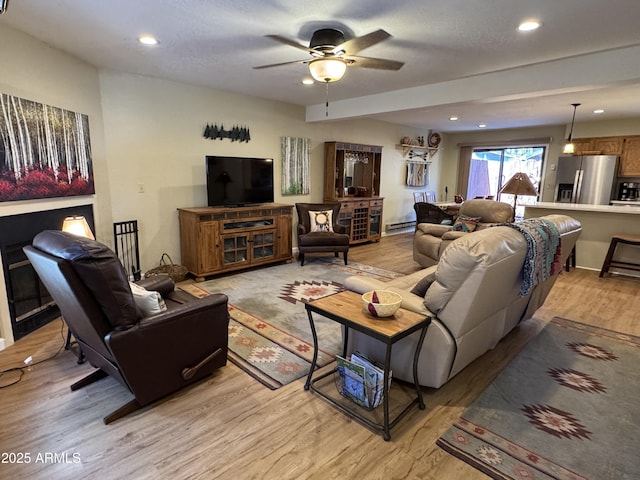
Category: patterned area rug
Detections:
[
  {"x1": 437, "y1": 317, "x2": 640, "y2": 479},
  {"x1": 179, "y1": 257, "x2": 402, "y2": 389}
]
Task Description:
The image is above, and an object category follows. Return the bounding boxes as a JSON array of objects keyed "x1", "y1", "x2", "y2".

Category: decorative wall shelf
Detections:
[{"x1": 396, "y1": 144, "x2": 439, "y2": 159}]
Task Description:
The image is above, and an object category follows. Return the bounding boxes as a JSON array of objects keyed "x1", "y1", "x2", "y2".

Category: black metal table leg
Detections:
[
  {"x1": 382, "y1": 343, "x2": 392, "y2": 441},
  {"x1": 304, "y1": 309, "x2": 319, "y2": 391},
  {"x1": 413, "y1": 321, "x2": 430, "y2": 410}
]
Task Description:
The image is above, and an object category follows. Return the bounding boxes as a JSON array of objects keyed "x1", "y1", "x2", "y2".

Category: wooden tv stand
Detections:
[{"x1": 178, "y1": 203, "x2": 293, "y2": 281}]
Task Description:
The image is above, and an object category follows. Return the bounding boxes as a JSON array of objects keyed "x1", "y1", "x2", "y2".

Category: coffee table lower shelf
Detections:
[{"x1": 305, "y1": 363, "x2": 424, "y2": 440}]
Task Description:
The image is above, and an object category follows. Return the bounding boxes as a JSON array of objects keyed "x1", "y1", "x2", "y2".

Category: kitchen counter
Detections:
[
  {"x1": 610, "y1": 200, "x2": 640, "y2": 207},
  {"x1": 525, "y1": 202, "x2": 640, "y2": 272},
  {"x1": 527, "y1": 201, "x2": 640, "y2": 214}
]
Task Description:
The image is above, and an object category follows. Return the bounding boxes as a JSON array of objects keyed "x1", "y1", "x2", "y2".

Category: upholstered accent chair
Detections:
[
  {"x1": 24, "y1": 230, "x2": 229, "y2": 424},
  {"x1": 413, "y1": 199, "x2": 515, "y2": 268},
  {"x1": 295, "y1": 202, "x2": 350, "y2": 266}
]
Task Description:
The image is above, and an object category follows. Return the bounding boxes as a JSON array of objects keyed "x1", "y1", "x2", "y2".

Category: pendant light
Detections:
[{"x1": 562, "y1": 103, "x2": 581, "y2": 154}]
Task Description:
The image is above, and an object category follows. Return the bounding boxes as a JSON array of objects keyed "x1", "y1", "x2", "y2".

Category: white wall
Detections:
[{"x1": 98, "y1": 71, "x2": 428, "y2": 271}]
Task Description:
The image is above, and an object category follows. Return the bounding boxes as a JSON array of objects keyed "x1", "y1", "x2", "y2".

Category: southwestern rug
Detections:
[
  {"x1": 179, "y1": 257, "x2": 403, "y2": 389},
  {"x1": 436, "y1": 317, "x2": 640, "y2": 480}
]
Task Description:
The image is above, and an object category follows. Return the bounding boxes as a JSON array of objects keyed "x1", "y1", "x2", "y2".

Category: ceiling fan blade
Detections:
[
  {"x1": 335, "y1": 29, "x2": 391, "y2": 55},
  {"x1": 266, "y1": 34, "x2": 315, "y2": 53},
  {"x1": 345, "y1": 55, "x2": 404, "y2": 71},
  {"x1": 253, "y1": 59, "x2": 308, "y2": 70}
]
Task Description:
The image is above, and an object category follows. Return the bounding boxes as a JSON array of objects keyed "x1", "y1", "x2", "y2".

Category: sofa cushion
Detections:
[
  {"x1": 452, "y1": 214, "x2": 481, "y2": 232},
  {"x1": 410, "y1": 271, "x2": 437, "y2": 297},
  {"x1": 459, "y1": 199, "x2": 514, "y2": 223},
  {"x1": 129, "y1": 282, "x2": 167, "y2": 318},
  {"x1": 309, "y1": 210, "x2": 334, "y2": 232}
]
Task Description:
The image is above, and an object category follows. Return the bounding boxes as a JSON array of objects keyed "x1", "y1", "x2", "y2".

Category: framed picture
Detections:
[
  {"x1": 281, "y1": 136, "x2": 310, "y2": 195},
  {"x1": 0, "y1": 93, "x2": 94, "y2": 202}
]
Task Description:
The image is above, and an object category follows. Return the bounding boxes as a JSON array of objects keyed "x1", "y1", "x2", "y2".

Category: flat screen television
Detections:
[{"x1": 206, "y1": 156, "x2": 274, "y2": 207}]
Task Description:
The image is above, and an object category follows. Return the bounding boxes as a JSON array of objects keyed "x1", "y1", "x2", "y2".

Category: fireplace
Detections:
[{"x1": 0, "y1": 205, "x2": 94, "y2": 340}]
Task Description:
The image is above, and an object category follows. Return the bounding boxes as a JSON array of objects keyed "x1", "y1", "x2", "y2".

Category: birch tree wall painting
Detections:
[
  {"x1": 0, "y1": 93, "x2": 94, "y2": 202},
  {"x1": 281, "y1": 136, "x2": 310, "y2": 195}
]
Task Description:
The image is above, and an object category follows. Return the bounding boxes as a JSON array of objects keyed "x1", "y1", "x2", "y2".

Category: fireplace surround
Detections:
[{"x1": 0, "y1": 204, "x2": 94, "y2": 340}]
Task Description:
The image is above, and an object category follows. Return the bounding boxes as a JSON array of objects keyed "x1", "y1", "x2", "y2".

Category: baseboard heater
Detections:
[{"x1": 385, "y1": 221, "x2": 415, "y2": 233}]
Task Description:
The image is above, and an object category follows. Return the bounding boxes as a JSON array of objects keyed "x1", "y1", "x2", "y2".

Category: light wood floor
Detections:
[{"x1": 1, "y1": 233, "x2": 639, "y2": 480}]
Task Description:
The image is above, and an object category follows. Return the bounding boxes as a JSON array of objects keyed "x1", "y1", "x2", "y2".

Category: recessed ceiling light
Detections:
[
  {"x1": 302, "y1": 78, "x2": 314, "y2": 85},
  {"x1": 518, "y1": 20, "x2": 541, "y2": 32},
  {"x1": 138, "y1": 35, "x2": 159, "y2": 46},
  {"x1": 478, "y1": 123, "x2": 487, "y2": 128},
  {"x1": 593, "y1": 109, "x2": 605, "y2": 114},
  {"x1": 449, "y1": 116, "x2": 459, "y2": 121}
]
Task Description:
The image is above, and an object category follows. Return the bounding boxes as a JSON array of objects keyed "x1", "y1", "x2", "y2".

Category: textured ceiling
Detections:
[{"x1": 2, "y1": 0, "x2": 640, "y2": 132}]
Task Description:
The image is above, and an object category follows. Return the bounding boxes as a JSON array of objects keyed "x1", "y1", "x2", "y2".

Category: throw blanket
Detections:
[{"x1": 499, "y1": 218, "x2": 562, "y2": 296}]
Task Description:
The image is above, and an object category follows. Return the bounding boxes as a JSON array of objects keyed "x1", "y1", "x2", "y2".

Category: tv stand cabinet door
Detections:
[
  {"x1": 276, "y1": 210, "x2": 293, "y2": 259},
  {"x1": 199, "y1": 221, "x2": 222, "y2": 273}
]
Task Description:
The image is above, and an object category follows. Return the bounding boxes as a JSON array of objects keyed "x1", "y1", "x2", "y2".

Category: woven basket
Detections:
[{"x1": 144, "y1": 253, "x2": 188, "y2": 283}]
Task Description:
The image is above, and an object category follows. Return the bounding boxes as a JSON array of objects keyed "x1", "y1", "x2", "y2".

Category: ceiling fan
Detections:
[{"x1": 254, "y1": 28, "x2": 404, "y2": 83}]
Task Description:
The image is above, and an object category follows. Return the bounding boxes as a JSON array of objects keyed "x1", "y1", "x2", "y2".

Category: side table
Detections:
[{"x1": 304, "y1": 290, "x2": 431, "y2": 441}]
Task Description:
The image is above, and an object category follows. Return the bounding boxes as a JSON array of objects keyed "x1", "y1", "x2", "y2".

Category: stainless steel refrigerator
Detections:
[{"x1": 554, "y1": 155, "x2": 618, "y2": 205}]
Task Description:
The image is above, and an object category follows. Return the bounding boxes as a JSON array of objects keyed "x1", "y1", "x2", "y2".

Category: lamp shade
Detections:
[
  {"x1": 308, "y1": 58, "x2": 347, "y2": 83},
  {"x1": 499, "y1": 173, "x2": 538, "y2": 197},
  {"x1": 62, "y1": 216, "x2": 95, "y2": 240},
  {"x1": 562, "y1": 142, "x2": 576, "y2": 155}
]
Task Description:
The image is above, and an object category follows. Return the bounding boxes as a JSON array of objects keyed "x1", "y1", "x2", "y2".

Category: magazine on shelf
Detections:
[
  {"x1": 336, "y1": 355, "x2": 366, "y2": 406},
  {"x1": 336, "y1": 352, "x2": 391, "y2": 409},
  {"x1": 351, "y1": 351, "x2": 392, "y2": 408}
]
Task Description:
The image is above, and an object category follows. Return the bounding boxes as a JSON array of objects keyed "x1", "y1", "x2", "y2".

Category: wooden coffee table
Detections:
[{"x1": 304, "y1": 290, "x2": 431, "y2": 441}]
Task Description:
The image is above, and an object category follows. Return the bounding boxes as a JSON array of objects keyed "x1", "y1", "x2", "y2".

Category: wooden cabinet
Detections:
[
  {"x1": 324, "y1": 141, "x2": 384, "y2": 244},
  {"x1": 178, "y1": 204, "x2": 293, "y2": 280},
  {"x1": 573, "y1": 137, "x2": 624, "y2": 155},
  {"x1": 336, "y1": 198, "x2": 384, "y2": 244},
  {"x1": 324, "y1": 141, "x2": 382, "y2": 201},
  {"x1": 571, "y1": 135, "x2": 640, "y2": 177},
  {"x1": 592, "y1": 137, "x2": 624, "y2": 155},
  {"x1": 620, "y1": 136, "x2": 640, "y2": 177},
  {"x1": 571, "y1": 138, "x2": 594, "y2": 155}
]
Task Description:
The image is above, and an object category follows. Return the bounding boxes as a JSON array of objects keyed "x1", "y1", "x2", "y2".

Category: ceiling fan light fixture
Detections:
[{"x1": 308, "y1": 58, "x2": 347, "y2": 83}]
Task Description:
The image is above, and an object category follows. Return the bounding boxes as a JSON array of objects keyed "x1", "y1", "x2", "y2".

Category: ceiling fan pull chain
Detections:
[{"x1": 325, "y1": 82, "x2": 329, "y2": 117}]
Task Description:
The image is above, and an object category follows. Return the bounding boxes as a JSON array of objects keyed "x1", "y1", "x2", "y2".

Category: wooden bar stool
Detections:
[{"x1": 599, "y1": 233, "x2": 640, "y2": 277}]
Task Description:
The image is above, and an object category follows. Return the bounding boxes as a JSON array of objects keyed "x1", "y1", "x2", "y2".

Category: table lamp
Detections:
[
  {"x1": 62, "y1": 215, "x2": 95, "y2": 240},
  {"x1": 499, "y1": 173, "x2": 538, "y2": 211}
]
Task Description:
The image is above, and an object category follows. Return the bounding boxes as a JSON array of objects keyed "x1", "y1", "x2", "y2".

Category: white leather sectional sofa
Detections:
[{"x1": 344, "y1": 214, "x2": 582, "y2": 389}]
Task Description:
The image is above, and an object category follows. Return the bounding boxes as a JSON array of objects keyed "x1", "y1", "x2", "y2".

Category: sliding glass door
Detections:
[{"x1": 467, "y1": 146, "x2": 545, "y2": 216}]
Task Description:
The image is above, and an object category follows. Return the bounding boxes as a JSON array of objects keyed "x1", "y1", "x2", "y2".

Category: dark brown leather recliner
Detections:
[
  {"x1": 24, "y1": 230, "x2": 229, "y2": 424},
  {"x1": 295, "y1": 202, "x2": 350, "y2": 266}
]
